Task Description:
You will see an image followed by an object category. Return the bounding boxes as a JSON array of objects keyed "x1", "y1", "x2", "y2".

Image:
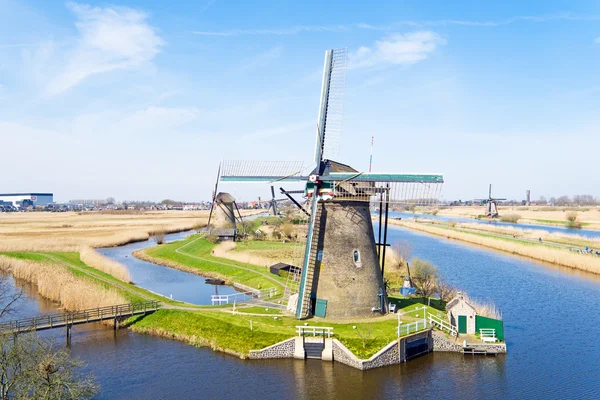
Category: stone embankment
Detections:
[{"x1": 249, "y1": 329, "x2": 434, "y2": 370}]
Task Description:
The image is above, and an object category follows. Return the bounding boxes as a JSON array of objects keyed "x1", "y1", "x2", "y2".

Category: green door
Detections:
[
  {"x1": 315, "y1": 299, "x2": 327, "y2": 318},
  {"x1": 458, "y1": 315, "x2": 467, "y2": 334}
]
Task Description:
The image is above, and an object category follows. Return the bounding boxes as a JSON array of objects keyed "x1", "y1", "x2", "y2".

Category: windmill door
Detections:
[
  {"x1": 458, "y1": 315, "x2": 467, "y2": 334},
  {"x1": 315, "y1": 299, "x2": 328, "y2": 318}
]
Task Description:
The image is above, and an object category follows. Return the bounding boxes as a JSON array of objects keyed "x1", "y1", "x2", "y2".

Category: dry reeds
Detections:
[
  {"x1": 0, "y1": 210, "x2": 223, "y2": 252},
  {"x1": 463, "y1": 293, "x2": 502, "y2": 320},
  {"x1": 392, "y1": 220, "x2": 600, "y2": 275},
  {"x1": 0, "y1": 256, "x2": 126, "y2": 310},
  {"x1": 79, "y1": 247, "x2": 132, "y2": 283}
]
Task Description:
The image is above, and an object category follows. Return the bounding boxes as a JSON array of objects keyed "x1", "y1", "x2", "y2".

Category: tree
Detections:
[
  {"x1": 0, "y1": 334, "x2": 98, "y2": 399},
  {"x1": 410, "y1": 258, "x2": 439, "y2": 301},
  {"x1": 0, "y1": 274, "x2": 98, "y2": 399},
  {"x1": 437, "y1": 281, "x2": 459, "y2": 302}
]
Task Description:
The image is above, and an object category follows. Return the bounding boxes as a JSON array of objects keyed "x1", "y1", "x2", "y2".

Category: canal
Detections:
[{"x1": 6, "y1": 225, "x2": 600, "y2": 399}]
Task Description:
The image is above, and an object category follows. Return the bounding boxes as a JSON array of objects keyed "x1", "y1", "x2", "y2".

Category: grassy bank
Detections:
[
  {"x1": 138, "y1": 235, "x2": 287, "y2": 294},
  {"x1": 0, "y1": 251, "x2": 195, "y2": 307},
  {"x1": 128, "y1": 300, "x2": 436, "y2": 359},
  {"x1": 393, "y1": 220, "x2": 600, "y2": 274}
]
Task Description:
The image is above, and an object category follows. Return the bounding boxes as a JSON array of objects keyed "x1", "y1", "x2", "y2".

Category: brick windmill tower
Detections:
[{"x1": 219, "y1": 49, "x2": 443, "y2": 319}]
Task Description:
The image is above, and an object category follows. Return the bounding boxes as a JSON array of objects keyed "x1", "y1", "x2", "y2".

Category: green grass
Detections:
[
  {"x1": 235, "y1": 306, "x2": 282, "y2": 315},
  {"x1": 233, "y1": 240, "x2": 296, "y2": 252},
  {"x1": 531, "y1": 218, "x2": 590, "y2": 227},
  {"x1": 145, "y1": 236, "x2": 287, "y2": 293},
  {"x1": 128, "y1": 299, "x2": 435, "y2": 359}
]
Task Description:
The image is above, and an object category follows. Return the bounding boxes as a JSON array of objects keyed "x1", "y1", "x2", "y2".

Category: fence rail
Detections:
[
  {"x1": 397, "y1": 319, "x2": 428, "y2": 337},
  {"x1": 0, "y1": 301, "x2": 160, "y2": 334},
  {"x1": 296, "y1": 326, "x2": 334, "y2": 338},
  {"x1": 429, "y1": 313, "x2": 457, "y2": 336},
  {"x1": 211, "y1": 288, "x2": 277, "y2": 305}
]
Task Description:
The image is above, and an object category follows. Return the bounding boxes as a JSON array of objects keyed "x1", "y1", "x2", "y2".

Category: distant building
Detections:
[{"x1": 0, "y1": 193, "x2": 53, "y2": 208}]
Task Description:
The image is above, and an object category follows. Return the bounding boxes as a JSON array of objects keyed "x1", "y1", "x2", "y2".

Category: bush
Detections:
[
  {"x1": 499, "y1": 214, "x2": 521, "y2": 223},
  {"x1": 150, "y1": 230, "x2": 167, "y2": 244},
  {"x1": 565, "y1": 212, "x2": 581, "y2": 229},
  {"x1": 205, "y1": 235, "x2": 219, "y2": 244},
  {"x1": 431, "y1": 209, "x2": 439, "y2": 216}
]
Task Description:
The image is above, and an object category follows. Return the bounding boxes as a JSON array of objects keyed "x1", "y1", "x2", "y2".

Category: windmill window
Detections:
[{"x1": 353, "y1": 250, "x2": 362, "y2": 267}]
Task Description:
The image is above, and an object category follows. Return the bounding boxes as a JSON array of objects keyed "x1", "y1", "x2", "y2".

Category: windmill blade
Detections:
[
  {"x1": 220, "y1": 160, "x2": 306, "y2": 182},
  {"x1": 323, "y1": 172, "x2": 444, "y2": 206},
  {"x1": 314, "y1": 48, "x2": 347, "y2": 163},
  {"x1": 206, "y1": 163, "x2": 221, "y2": 229}
]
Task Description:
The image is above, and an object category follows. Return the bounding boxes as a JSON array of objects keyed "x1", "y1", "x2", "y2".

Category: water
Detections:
[
  {"x1": 388, "y1": 211, "x2": 600, "y2": 238},
  {"x1": 7, "y1": 224, "x2": 600, "y2": 399},
  {"x1": 96, "y1": 231, "x2": 237, "y2": 305}
]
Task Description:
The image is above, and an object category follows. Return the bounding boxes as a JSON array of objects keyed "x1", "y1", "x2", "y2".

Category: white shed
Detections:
[{"x1": 447, "y1": 293, "x2": 477, "y2": 335}]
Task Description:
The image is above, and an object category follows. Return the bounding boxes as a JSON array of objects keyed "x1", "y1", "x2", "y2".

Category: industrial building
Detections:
[{"x1": 0, "y1": 193, "x2": 54, "y2": 208}]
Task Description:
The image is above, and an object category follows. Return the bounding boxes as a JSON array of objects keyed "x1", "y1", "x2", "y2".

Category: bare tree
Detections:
[
  {"x1": 437, "y1": 281, "x2": 459, "y2": 302},
  {"x1": 356, "y1": 326, "x2": 374, "y2": 350},
  {"x1": 150, "y1": 229, "x2": 167, "y2": 244},
  {"x1": 0, "y1": 275, "x2": 22, "y2": 321},
  {"x1": 0, "y1": 334, "x2": 98, "y2": 399}
]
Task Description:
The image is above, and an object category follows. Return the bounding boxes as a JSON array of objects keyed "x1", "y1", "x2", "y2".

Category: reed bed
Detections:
[
  {"x1": 79, "y1": 247, "x2": 132, "y2": 283},
  {"x1": 0, "y1": 211, "x2": 211, "y2": 252},
  {"x1": 393, "y1": 220, "x2": 600, "y2": 274},
  {"x1": 462, "y1": 293, "x2": 502, "y2": 320},
  {"x1": 0, "y1": 256, "x2": 126, "y2": 310},
  {"x1": 456, "y1": 223, "x2": 600, "y2": 248}
]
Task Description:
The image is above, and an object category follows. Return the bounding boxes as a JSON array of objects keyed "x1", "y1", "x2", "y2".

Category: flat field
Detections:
[
  {"x1": 0, "y1": 210, "x2": 241, "y2": 252},
  {"x1": 437, "y1": 206, "x2": 600, "y2": 228}
]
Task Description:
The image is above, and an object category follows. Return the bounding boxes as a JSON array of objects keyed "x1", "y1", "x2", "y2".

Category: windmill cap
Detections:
[{"x1": 215, "y1": 192, "x2": 236, "y2": 203}]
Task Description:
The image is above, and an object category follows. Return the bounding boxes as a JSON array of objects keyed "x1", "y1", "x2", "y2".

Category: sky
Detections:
[{"x1": 1, "y1": 0, "x2": 599, "y2": 203}]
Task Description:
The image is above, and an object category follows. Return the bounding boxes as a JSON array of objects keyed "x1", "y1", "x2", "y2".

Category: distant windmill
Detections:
[
  {"x1": 475, "y1": 184, "x2": 506, "y2": 218},
  {"x1": 218, "y1": 49, "x2": 443, "y2": 319},
  {"x1": 206, "y1": 167, "x2": 244, "y2": 241}
]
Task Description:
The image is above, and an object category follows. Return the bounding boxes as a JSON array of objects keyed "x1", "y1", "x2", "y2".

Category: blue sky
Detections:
[{"x1": 1, "y1": 0, "x2": 599, "y2": 203}]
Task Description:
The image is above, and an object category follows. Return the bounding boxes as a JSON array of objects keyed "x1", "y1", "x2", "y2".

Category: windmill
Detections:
[
  {"x1": 206, "y1": 167, "x2": 244, "y2": 241},
  {"x1": 475, "y1": 184, "x2": 506, "y2": 218},
  {"x1": 219, "y1": 49, "x2": 443, "y2": 319}
]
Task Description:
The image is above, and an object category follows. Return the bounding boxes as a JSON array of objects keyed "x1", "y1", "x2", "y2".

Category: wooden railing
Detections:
[
  {"x1": 397, "y1": 319, "x2": 428, "y2": 337},
  {"x1": 429, "y1": 313, "x2": 457, "y2": 337},
  {"x1": 211, "y1": 288, "x2": 277, "y2": 305},
  {"x1": 0, "y1": 301, "x2": 160, "y2": 334},
  {"x1": 296, "y1": 326, "x2": 334, "y2": 338}
]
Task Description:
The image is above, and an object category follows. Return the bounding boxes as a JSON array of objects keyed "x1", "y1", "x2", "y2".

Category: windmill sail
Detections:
[
  {"x1": 315, "y1": 48, "x2": 347, "y2": 164},
  {"x1": 220, "y1": 160, "x2": 305, "y2": 182}
]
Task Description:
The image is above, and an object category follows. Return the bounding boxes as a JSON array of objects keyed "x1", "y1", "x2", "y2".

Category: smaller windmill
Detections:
[
  {"x1": 475, "y1": 184, "x2": 506, "y2": 217},
  {"x1": 206, "y1": 167, "x2": 244, "y2": 241}
]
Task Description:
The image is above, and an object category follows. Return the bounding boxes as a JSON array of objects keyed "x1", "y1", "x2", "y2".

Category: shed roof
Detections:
[{"x1": 446, "y1": 295, "x2": 476, "y2": 312}]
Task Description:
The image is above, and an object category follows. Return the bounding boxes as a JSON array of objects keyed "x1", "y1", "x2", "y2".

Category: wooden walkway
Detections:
[{"x1": 0, "y1": 301, "x2": 160, "y2": 335}]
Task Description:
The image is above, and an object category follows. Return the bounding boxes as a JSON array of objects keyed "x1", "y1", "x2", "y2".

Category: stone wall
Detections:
[
  {"x1": 361, "y1": 340, "x2": 401, "y2": 370},
  {"x1": 248, "y1": 338, "x2": 295, "y2": 360},
  {"x1": 432, "y1": 331, "x2": 508, "y2": 354},
  {"x1": 332, "y1": 340, "x2": 363, "y2": 370},
  {"x1": 432, "y1": 331, "x2": 463, "y2": 352}
]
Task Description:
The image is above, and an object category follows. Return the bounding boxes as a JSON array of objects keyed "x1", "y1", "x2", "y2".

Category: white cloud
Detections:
[
  {"x1": 348, "y1": 31, "x2": 445, "y2": 69},
  {"x1": 44, "y1": 2, "x2": 164, "y2": 96},
  {"x1": 595, "y1": 37, "x2": 600, "y2": 44}
]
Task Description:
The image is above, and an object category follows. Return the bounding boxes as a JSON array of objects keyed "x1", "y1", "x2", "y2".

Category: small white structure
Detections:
[{"x1": 446, "y1": 293, "x2": 477, "y2": 335}]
